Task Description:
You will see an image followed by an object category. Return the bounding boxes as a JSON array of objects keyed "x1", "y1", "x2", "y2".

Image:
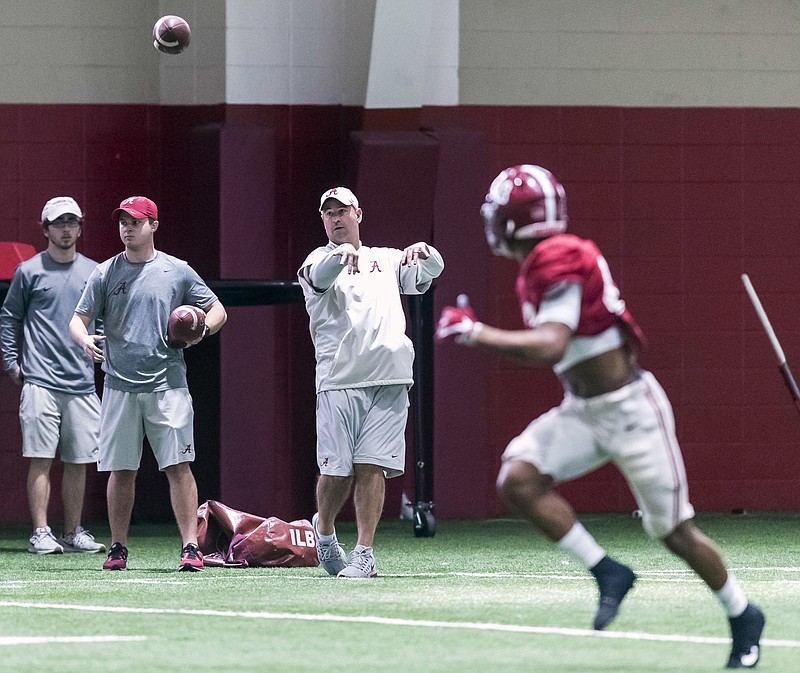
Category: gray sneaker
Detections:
[
  {"x1": 312, "y1": 513, "x2": 347, "y2": 576},
  {"x1": 337, "y1": 546, "x2": 377, "y2": 579},
  {"x1": 59, "y1": 526, "x2": 106, "y2": 554},
  {"x1": 28, "y1": 526, "x2": 64, "y2": 554}
]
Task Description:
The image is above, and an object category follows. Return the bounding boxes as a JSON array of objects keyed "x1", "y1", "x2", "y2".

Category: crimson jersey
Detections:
[{"x1": 516, "y1": 234, "x2": 645, "y2": 348}]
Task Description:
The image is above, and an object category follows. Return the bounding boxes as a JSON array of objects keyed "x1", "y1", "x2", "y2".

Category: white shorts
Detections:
[
  {"x1": 316, "y1": 385, "x2": 409, "y2": 479},
  {"x1": 19, "y1": 382, "x2": 100, "y2": 463},
  {"x1": 502, "y1": 370, "x2": 695, "y2": 538},
  {"x1": 98, "y1": 387, "x2": 195, "y2": 472}
]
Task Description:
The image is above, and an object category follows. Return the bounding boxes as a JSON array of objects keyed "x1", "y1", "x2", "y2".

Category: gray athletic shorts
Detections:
[
  {"x1": 316, "y1": 384, "x2": 409, "y2": 479},
  {"x1": 20, "y1": 382, "x2": 100, "y2": 463},
  {"x1": 98, "y1": 387, "x2": 195, "y2": 472}
]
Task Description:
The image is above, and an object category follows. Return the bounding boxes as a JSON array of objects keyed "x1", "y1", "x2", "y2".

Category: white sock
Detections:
[
  {"x1": 317, "y1": 531, "x2": 336, "y2": 543},
  {"x1": 715, "y1": 574, "x2": 748, "y2": 617},
  {"x1": 557, "y1": 522, "x2": 606, "y2": 569},
  {"x1": 354, "y1": 544, "x2": 372, "y2": 554}
]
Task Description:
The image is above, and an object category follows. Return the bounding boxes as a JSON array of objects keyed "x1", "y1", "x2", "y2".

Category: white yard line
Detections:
[
  {"x1": 1, "y1": 601, "x2": 798, "y2": 649},
  {"x1": 3, "y1": 565, "x2": 799, "y2": 587},
  {"x1": 0, "y1": 635, "x2": 146, "y2": 646}
]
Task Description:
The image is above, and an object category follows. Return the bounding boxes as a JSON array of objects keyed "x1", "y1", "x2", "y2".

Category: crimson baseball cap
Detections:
[
  {"x1": 319, "y1": 187, "x2": 359, "y2": 213},
  {"x1": 111, "y1": 196, "x2": 158, "y2": 222},
  {"x1": 42, "y1": 196, "x2": 82, "y2": 222}
]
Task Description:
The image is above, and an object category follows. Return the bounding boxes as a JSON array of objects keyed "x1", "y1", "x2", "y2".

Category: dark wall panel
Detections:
[{"x1": 1, "y1": 103, "x2": 799, "y2": 528}]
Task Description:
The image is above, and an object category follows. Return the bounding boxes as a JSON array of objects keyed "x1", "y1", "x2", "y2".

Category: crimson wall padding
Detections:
[
  {"x1": 1, "y1": 103, "x2": 799, "y2": 525},
  {"x1": 206, "y1": 122, "x2": 317, "y2": 520},
  {"x1": 349, "y1": 131, "x2": 440, "y2": 248},
  {"x1": 424, "y1": 127, "x2": 497, "y2": 518},
  {"x1": 456, "y1": 105, "x2": 800, "y2": 513}
]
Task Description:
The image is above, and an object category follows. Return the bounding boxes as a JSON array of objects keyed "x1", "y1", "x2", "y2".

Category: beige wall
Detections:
[
  {"x1": 5, "y1": 1, "x2": 800, "y2": 108},
  {"x1": 223, "y1": 0, "x2": 459, "y2": 106},
  {"x1": 0, "y1": 0, "x2": 458, "y2": 107},
  {"x1": 459, "y1": 0, "x2": 800, "y2": 107},
  {"x1": 0, "y1": 0, "x2": 224, "y2": 105},
  {"x1": 158, "y1": 0, "x2": 226, "y2": 105},
  {"x1": 224, "y1": 0, "x2": 376, "y2": 105}
]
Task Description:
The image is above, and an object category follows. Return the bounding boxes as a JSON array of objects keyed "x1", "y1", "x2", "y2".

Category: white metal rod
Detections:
[{"x1": 742, "y1": 273, "x2": 786, "y2": 364}]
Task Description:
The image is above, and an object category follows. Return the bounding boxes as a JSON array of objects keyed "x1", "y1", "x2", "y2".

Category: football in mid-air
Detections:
[
  {"x1": 168, "y1": 305, "x2": 206, "y2": 348},
  {"x1": 153, "y1": 15, "x2": 191, "y2": 55}
]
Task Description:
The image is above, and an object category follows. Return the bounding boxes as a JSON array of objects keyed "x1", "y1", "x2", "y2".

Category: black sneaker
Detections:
[
  {"x1": 590, "y1": 556, "x2": 636, "y2": 630},
  {"x1": 102, "y1": 542, "x2": 128, "y2": 571},
  {"x1": 179, "y1": 543, "x2": 204, "y2": 572},
  {"x1": 726, "y1": 604, "x2": 765, "y2": 669}
]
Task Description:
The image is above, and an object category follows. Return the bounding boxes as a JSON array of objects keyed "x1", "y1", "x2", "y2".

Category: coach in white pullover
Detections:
[{"x1": 298, "y1": 187, "x2": 444, "y2": 579}]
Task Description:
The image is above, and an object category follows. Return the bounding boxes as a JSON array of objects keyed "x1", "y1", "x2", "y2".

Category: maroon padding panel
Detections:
[
  {"x1": 461, "y1": 105, "x2": 800, "y2": 514},
  {"x1": 218, "y1": 124, "x2": 276, "y2": 279},
  {"x1": 425, "y1": 127, "x2": 496, "y2": 518},
  {"x1": 211, "y1": 123, "x2": 312, "y2": 520},
  {"x1": 348, "y1": 131, "x2": 440, "y2": 248}
]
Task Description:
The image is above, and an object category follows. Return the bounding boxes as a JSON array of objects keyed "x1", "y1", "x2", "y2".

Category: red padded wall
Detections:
[
  {"x1": 1, "y1": 103, "x2": 799, "y2": 525},
  {"x1": 423, "y1": 105, "x2": 800, "y2": 514}
]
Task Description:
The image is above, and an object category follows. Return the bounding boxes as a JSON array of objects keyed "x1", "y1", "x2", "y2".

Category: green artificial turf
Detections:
[{"x1": 0, "y1": 513, "x2": 798, "y2": 672}]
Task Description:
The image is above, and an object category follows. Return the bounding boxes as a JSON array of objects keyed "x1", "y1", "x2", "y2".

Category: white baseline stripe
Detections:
[
  {"x1": 0, "y1": 635, "x2": 146, "y2": 646},
  {"x1": 2, "y1": 566, "x2": 798, "y2": 587},
  {"x1": 1, "y1": 601, "x2": 798, "y2": 649}
]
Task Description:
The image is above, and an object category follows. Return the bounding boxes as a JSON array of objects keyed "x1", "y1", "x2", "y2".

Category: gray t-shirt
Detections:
[
  {"x1": 75, "y1": 251, "x2": 217, "y2": 393},
  {"x1": 0, "y1": 251, "x2": 99, "y2": 394}
]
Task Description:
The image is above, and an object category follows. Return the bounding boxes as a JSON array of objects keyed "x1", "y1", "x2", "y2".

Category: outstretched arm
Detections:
[
  {"x1": 435, "y1": 295, "x2": 571, "y2": 366},
  {"x1": 469, "y1": 321, "x2": 572, "y2": 365},
  {"x1": 299, "y1": 244, "x2": 361, "y2": 293},
  {"x1": 399, "y1": 242, "x2": 444, "y2": 294}
]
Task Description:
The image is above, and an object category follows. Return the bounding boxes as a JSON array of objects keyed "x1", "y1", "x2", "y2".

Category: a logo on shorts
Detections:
[
  {"x1": 181, "y1": 444, "x2": 193, "y2": 455},
  {"x1": 321, "y1": 457, "x2": 328, "y2": 467}
]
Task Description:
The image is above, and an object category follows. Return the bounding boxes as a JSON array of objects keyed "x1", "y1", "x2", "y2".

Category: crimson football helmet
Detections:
[{"x1": 481, "y1": 164, "x2": 567, "y2": 257}]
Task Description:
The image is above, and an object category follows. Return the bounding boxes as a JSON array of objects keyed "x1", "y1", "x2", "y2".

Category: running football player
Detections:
[{"x1": 435, "y1": 165, "x2": 765, "y2": 669}]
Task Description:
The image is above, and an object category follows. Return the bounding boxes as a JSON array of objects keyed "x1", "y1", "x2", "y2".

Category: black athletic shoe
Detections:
[
  {"x1": 726, "y1": 604, "x2": 765, "y2": 669},
  {"x1": 179, "y1": 543, "x2": 204, "y2": 572},
  {"x1": 590, "y1": 556, "x2": 637, "y2": 630},
  {"x1": 102, "y1": 542, "x2": 128, "y2": 571}
]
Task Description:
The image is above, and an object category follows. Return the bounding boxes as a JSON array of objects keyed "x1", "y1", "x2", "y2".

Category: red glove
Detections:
[{"x1": 436, "y1": 295, "x2": 483, "y2": 345}]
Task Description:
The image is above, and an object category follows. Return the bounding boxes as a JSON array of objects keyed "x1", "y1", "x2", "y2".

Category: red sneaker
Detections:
[
  {"x1": 102, "y1": 542, "x2": 128, "y2": 571},
  {"x1": 179, "y1": 543, "x2": 204, "y2": 572}
]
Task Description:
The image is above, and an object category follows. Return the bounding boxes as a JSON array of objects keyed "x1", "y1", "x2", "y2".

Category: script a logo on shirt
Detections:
[{"x1": 111, "y1": 281, "x2": 128, "y2": 296}]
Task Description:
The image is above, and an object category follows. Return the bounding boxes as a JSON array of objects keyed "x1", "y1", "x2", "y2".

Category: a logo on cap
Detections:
[{"x1": 319, "y1": 187, "x2": 358, "y2": 212}]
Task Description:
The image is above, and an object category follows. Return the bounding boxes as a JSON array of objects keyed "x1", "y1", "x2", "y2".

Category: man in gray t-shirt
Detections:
[
  {"x1": 0, "y1": 196, "x2": 105, "y2": 555},
  {"x1": 70, "y1": 196, "x2": 227, "y2": 572}
]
